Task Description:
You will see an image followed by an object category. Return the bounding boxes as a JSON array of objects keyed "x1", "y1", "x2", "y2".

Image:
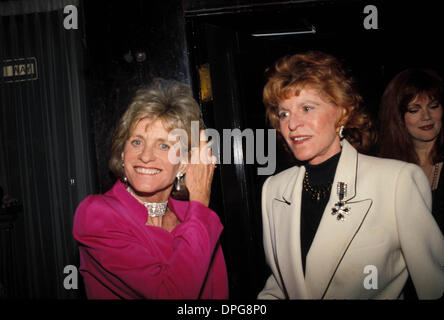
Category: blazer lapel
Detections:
[
  {"x1": 304, "y1": 140, "x2": 373, "y2": 299},
  {"x1": 272, "y1": 166, "x2": 310, "y2": 298}
]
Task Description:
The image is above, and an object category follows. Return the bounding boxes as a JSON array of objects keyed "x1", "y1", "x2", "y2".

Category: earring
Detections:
[
  {"x1": 171, "y1": 171, "x2": 189, "y2": 201},
  {"x1": 121, "y1": 161, "x2": 127, "y2": 183},
  {"x1": 338, "y1": 125, "x2": 344, "y2": 139}
]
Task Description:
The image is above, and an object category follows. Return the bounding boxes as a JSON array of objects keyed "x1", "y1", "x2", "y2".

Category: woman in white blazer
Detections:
[{"x1": 258, "y1": 51, "x2": 444, "y2": 299}]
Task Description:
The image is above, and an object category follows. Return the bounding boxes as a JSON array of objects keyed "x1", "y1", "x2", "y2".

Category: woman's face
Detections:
[
  {"x1": 278, "y1": 87, "x2": 343, "y2": 165},
  {"x1": 122, "y1": 118, "x2": 182, "y2": 202},
  {"x1": 404, "y1": 95, "x2": 442, "y2": 145}
]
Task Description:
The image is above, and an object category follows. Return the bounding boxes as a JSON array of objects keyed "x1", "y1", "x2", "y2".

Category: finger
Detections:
[
  {"x1": 207, "y1": 141, "x2": 214, "y2": 157},
  {"x1": 200, "y1": 129, "x2": 208, "y2": 142},
  {"x1": 199, "y1": 139, "x2": 216, "y2": 164},
  {"x1": 211, "y1": 155, "x2": 217, "y2": 166},
  {"x1": 190, "y1": 146, "x2": 200, "y2": 164}
]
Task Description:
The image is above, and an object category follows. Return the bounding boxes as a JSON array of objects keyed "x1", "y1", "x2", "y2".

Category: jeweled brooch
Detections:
[{"x1": 331, "y1": 182, "x2": 350, "y2": 221}]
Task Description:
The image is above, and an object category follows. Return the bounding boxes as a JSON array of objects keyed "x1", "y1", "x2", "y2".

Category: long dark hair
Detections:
[{"x1": 378, "y1": 68, "x2": 444, "y2": 164}]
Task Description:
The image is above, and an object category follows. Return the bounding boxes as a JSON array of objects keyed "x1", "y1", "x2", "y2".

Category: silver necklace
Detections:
[{"x1": 127, "y1": 187, "x2": 168, "y2": 217}]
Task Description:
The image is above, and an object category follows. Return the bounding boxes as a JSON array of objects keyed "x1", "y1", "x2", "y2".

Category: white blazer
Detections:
[{"x1": 258, "y1": 139, "x2": 444, "y2": 299}]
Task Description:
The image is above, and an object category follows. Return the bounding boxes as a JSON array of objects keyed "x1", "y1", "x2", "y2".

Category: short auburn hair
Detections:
[{"x1": 263, "y1": 51, "x2": 375, "y2": 152}]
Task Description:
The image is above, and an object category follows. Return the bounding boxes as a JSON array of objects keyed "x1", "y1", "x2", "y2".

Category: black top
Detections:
[
  {"x1": 300, "y1": 152, "x2": 341, "y2": 276},
  {"x1": 432, "y1": 173, "x2": 444, "y2": 234}
]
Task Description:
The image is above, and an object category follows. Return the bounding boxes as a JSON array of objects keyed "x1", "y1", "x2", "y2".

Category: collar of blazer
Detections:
[{"x1": 273, "y1": 139, "x2": 373, "y2": 299}]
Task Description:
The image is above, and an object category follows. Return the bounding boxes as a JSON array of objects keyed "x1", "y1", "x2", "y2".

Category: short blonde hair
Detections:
[
  {"x1": 109, "y1": 78, "x2": 204, "y2": 179},
  {"x1": 263, "y1": 51, "x2": 375, "y2": 152}
]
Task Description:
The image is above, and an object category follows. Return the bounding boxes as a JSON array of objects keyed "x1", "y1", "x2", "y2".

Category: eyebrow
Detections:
[
  {"x1": 130, "y1": 134, "x2": 172, "y2": 143},
  {"x1": 278, "y1": 100, "x2": 321, "y2": 109},
  {"x1": 129, "y1": 134, "x2": 145, "y2": 140},
  {"x1": 408, "y1": 100, "x2": 440, "y2": 108},
  {"x1": 300, "y1": 100, "x2": 321, "y2": 106}
]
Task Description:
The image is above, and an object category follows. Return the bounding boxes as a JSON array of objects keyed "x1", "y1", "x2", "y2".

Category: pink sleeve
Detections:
[{"x1": 73, "y1": 197, "x2": 224, "y2": 299}]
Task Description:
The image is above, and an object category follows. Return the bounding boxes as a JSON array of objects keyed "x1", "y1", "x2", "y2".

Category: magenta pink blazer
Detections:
[{"x1": 73, "y1": 180, "x2": 229, "y2": 299}]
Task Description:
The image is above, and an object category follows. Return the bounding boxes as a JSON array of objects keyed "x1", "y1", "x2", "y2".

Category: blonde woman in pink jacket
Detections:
[{"x1": 73, "y1": 79, "x2": 228, "y2": 299}]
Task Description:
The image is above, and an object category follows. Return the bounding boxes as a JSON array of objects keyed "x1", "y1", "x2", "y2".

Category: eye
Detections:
[
  {"x1": 278, "y1": 111, "x2": 289, "y2": 120},
  {"x1": 303, "y1": 105, "x2": 313, "y2": 112},
  {"x1": 160, "y1": 143, "x2": 170, "y2": 150},
  {"x1": 430, "y1": 104, "x2": 441, "y2": 110},
  {"x1": 131, "y1": 139, "x2": 142, "y2": 146},
  {"x1": 406, "y1": 108, "x2": 419, "y2": 114}
]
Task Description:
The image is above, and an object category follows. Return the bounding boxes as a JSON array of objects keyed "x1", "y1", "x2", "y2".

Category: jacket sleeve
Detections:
[
  {"x1": 257, "y1": 177, "x2": 287, "y2": 299},
  {"x1": 395, "y1": 163, "x2": 444, "y2": 299},
  {"x1": 73, "y1": 196, "x2": 224, "y2": 299}
]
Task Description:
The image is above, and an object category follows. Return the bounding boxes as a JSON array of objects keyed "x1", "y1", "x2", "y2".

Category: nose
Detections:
[
  {"x1": 420, "y1": 108, "x2": 432, "y2": 121},
  {"x1": 139, "y1": 145, "x2": 156, "y2": 163},
  {"x1": 287, "y1": 113, "x2": 303, "y2": 131}
]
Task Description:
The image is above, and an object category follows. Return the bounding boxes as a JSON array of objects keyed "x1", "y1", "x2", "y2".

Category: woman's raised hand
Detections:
[{"x1": 185, "y1": 130, "x2": 217, "y2": 207}]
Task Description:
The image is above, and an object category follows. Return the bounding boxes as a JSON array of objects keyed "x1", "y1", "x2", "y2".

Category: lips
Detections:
[
  {"x1": 290, "y1": 135, "x2": 312, "y2": 144},
  {"x1": 419, "y1": 124, "x2": 434, "y2": 131},
  {"x1": 134, "y1": 167, "x2": 161, "y2": 175}
]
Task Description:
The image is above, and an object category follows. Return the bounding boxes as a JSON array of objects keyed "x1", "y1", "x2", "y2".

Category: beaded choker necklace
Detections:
[
  {"x1": 303, "y1": 171, "x2": 333, "y2": 201},
  {"x1": 126, "y1": 186, "x2": 168, "y2": 217},
  {"x1": 302, "y1": 152, "x2": 340, "y2": 202}
]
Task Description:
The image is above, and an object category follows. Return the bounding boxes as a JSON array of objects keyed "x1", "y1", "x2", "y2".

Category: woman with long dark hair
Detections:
[{"x1": 378, "y1": 68, "x2": 444, "y2": 233}]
